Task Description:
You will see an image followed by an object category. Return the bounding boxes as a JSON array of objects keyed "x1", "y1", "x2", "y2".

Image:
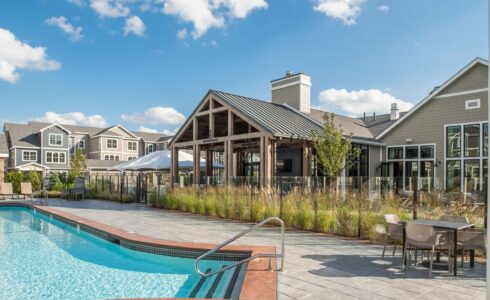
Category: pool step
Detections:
[{"x1": 189, "y1": 264, "x2": 245, "y2": 299}]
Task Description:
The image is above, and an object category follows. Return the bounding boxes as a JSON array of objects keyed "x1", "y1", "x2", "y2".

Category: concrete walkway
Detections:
[{"x1": 42, "y1": 199, "x2": 485, "y2": 300}]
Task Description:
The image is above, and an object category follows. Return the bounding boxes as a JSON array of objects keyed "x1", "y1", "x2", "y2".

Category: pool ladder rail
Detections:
[{"x1": 194, "y1": 217, "x2": 285, "y2": 277}]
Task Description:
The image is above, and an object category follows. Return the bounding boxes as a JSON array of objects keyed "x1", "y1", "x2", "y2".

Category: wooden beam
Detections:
[
  {"x1": 170, "y1": 147, "x2": 179, "y2": 187},
  {"x1": 171, "y1": 132, "x2": 271, "y2": 148}
]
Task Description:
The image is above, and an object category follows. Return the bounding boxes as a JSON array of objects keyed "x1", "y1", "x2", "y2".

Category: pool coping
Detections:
[{"x1": 1, "y1": 202, "x2": 277, "y2": 300}]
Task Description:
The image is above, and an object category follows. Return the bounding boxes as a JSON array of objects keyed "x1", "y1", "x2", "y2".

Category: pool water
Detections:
[{"x1": 0, "y1": 207, "x2": 242, "y2": 299}]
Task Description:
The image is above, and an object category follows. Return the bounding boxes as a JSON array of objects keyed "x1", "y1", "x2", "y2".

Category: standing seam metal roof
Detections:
[{"x1": 212, "y1": 90, "x2": 322, "y2": 139}]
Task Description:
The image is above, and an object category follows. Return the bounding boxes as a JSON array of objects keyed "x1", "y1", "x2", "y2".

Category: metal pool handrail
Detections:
[{"x1": 194, "y1": 217, "x2": 285, "y2": 277}]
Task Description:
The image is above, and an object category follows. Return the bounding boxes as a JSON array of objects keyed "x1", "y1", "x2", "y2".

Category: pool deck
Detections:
[{"x1": 26, "y1": 199, "x2": 487, "y2": 300}]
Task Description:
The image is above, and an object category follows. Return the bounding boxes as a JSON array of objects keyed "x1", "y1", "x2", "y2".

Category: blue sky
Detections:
[{"x1": 0, "y1": 0, "x2": 487, "y2": 134}]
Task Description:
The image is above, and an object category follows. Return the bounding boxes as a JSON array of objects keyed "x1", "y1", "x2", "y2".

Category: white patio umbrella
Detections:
[{"x1": 112, "y1": 150, "x2": 223, "y2": 171}]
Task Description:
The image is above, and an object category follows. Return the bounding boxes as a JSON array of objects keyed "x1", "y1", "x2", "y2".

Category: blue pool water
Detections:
[{"x1": 0, "y1": 207, "x2": 241, "y2": 299}]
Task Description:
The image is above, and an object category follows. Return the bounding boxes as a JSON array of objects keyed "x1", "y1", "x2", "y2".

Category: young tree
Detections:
[
  {"x1": 69, "y1": 150, "x2": 87, "y2": 181},
  {"x1": 311, "y1": 113, "x2": 361, "y2": 176}
]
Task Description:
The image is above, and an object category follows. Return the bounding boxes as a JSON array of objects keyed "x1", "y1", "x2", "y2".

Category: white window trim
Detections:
[
  {"x1": 21, "y1": 150, "x2": 37, "y2": 162},
  {"x1": 443, "y1": 121, "x2": 488, "y2": 192},
  {"x1": 128, "y1": 141, "x2": 137, "y2": 151},
  {"x1": 79, "y1": 139, "x2": 86, "y2": 149},
  {"x1": 386, "y1": 144, "x2": 437, "y2": 191},
  {"x1": 107, "y1": 138, "x2": 118, "y2": 149},
  {"x1": 45, "y1": 151, "x2": 67, "y2": 164},
  {"x1": 48, "y1": 133, "x2": 63, "y2": 146},
  {"x1": 147, "y1": 144, "x2": 154, "y2": 154},
  {"x1": 465, "y1": 99, "x2": 480, "y2": 110}
]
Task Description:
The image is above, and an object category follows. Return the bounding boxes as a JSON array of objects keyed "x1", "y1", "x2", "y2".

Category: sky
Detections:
[{"x1": 0, "y1": 0, "x2": 487, "y2": 135}]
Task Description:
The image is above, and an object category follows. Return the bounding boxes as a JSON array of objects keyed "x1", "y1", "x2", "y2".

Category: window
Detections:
[
  {"x1": 128, "y1": 156, "x2": 137, "y2": 161},
  {"x1": 128, "y1": 141, "x2": 137, "y2": 151},
  {"x1": 446, "y1": 126, "x2": 461, "y2": 158},
  {"x1": 405, "y1": 161, "x2": 418, "y2": 190},
  {"x1": 148, "y1": 144, "x2": 154, "y2": 153},
  {"x1": 79, "y1": 139, "x2": 85, "y2": 149},
  {"x1": 464, "y1": 124, "x2": 480, "y2": 157},
  {"x1": 388, "y1": 147, "x2": 403, "y2": 160},
  {"x1": 49, "y1": 133, "x2": 63, "y2": 146},
  {"x1": 464, "y1": 160, "x2": 480, "y2": 193},
  {"x1": 46, "y1": 151, "x2": 66, "y2": 163},
  {"x1": 446, "y1": 161, "x2": 461, "y2": 192},
  {"x1": 405, "y1": 146, "x2": 418, "y2": 159},
  {"x1": 107, "y1": 139, "x2": 117, "y2": 149},
  {"x1": 420, "y1": 145, "x2": 434, "y2": 159},
  {"x1": 115, "y1": 156, "x2": 119, "y2": 161},
  {"x1": 465, "y1": 99, "x2": 480, "y2": 110},
  {"x1": 22, "y1": 151, "x2": 37, "y2": 161},
  {"x1": 104, "y1": 155, "x2": 109, "y2": 160}
]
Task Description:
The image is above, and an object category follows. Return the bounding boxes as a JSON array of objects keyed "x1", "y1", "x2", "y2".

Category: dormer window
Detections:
[
  {"x1": 49, "y1": 133, "x2": 63, "y2": 146},
  {"x1": 107, "y1": 138, "x2": 117, "y2": 149}
]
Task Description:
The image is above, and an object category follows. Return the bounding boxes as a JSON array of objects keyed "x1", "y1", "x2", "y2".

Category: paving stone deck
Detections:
[{"x1": 41, "y1": 199, "x2": 486, "y2": 300}]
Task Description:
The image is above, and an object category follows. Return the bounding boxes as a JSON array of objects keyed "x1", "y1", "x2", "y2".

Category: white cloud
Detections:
[
  {"x1": 138, "y1": 126, "x2": 158, "y2": 133},
  {"x1": 45, "y1": 16, "x2": 84, "y2": 41},
  {"x1": 162, "y1": 0, "x2": 224, "y2": 39},
  {"x1": 122, "y1": 106, "x2": 186, "y2": 125},
  {"x1": 32, "y1": 112, "x2": 108, "y2": 127},
  {"x1": 138, "y1": 126, "x2": 179, "y2": 136},
  {"x1": 377, "y1": 5, "x2": 389, "y2": 12},
  {"x1": 314, "y1": 0, "x2": 365, "y2": 25},
  {"x1": 317, "y1": 88, "x2": 414, "y2": 117},
  {"x1": 177, "y1": 28, "x2": 188, "y2": 39},
  {"x1": 161, "y1": 0, "x2": 267, "y2": 39},
  {"x1": 212, "y1": 0, "x2": 268, "y2": 19},
  {"x1": 90, "y1": 0, "x2": 130, "y2": 18},
  {"x1": 68, "y1": 0, "x2": 86, "y2": 7},
  {"x1": 0, "y1": 28, "x2": 61, "y2": 84},
  {"x1": 124, "y1": 16, "x2": 146, "y2": 36}
]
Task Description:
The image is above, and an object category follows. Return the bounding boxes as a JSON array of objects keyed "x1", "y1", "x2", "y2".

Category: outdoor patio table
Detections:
[{"x1": 402, "y1": 219, "x2": 475, "y2": 276}]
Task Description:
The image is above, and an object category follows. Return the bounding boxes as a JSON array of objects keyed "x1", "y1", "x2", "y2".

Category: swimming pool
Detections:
[{"x1": 0, "y1": 206, "x2": 245, "y2": 299}]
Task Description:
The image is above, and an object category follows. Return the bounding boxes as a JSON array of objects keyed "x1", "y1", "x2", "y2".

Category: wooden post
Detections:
[
  {"x1": 170, "y1": 147, "x2": 179, "y2": 188},
  {"x1": 193, "y1": 144, "x2": 200, "y2": 186},
  {"x1": 412, "y1": 176, "x2": 418, "y2": 220}
]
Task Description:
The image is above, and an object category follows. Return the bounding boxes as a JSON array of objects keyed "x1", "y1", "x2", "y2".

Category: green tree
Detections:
[
  {"x1": 48, "y1": 172, "x2": 64, "y2": 191},
  {"x1": 311, "y1": 113, "x2": 361, "y2": 176},
  {"x1": 69, "y1": 150, "x2": 87, "y2": 182},
  {"x1": 24, "y1": 171, "x2": 41, "y2": 191}
]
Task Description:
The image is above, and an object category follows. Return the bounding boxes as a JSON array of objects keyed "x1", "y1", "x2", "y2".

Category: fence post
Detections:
[
  {"x1": 358, "y1": 176, "x2": 362, "y2": 238},
  {"x1": 314, "y1": 177, "x2": 319, "y2": 231},
  {"x1": 95, "y1": 175, "x2": 98, "y2": 194},
  {"x1": 119, "y1": 175, "x2": 123, "y2": 204},
  {"x1": 412, "y1": 176, "x2": 418, "y2": 220},
  {"x1": 279, "y1": 176, "x2": 283, "y2": 220}
]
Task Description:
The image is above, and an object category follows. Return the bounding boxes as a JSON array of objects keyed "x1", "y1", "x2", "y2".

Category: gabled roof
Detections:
[
  {"x1": 4, "y1": 122, "x2": 169, "y2": 148},
  {"x1": 212, "y1": 90, "x2": 323, "y2": 139},
  {"x1": 39, "y1": 123, "x2": 72, "y2": 134},
  {"x1": 94, "y1": 125, "x2": 138, "y2": 138},
  {"x1": 376, "y1": 57, "x2": 489, "y2": 139}
]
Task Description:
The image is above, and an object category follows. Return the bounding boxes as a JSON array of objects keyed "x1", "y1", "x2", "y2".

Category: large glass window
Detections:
[
  {"x1": 405, "y1": 161, "x2": 418, "y2": 190},
  {"x1": 388, "y1": 147, "x2": 403, "y2": 160},
  {"x1": 446, "y1": 161, "x2": 461, "y2": 192},
  {"x1": 464, "y1": 124, "x2": 480, "y2": 157},
  {"x1": 464, "y1": 159, "x2": 480, "y2": 193},
  {"x1": 420, "y1": 145, "x2": 434, "y2": 159},
  {"x1": 483, "y1": 123, "x2": 488, "y2": 157},
  {"x1": 447, "y1": 126, "x2": 461, "y2": 158},
  {"x1": 405, "y1": 146, "x2": 418, "y2": 159}
]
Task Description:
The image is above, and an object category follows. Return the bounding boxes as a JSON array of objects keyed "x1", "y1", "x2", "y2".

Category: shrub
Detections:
[
  {"x1": 294, "y1": 203, "x2": 314, "y2": 230},
  {"x1": 5, "y1": 171, "x2": 25, "y2": 193},
  {"x1": 25, "y1": 171, "x2": 42, "y2": 191},
  {"x1": 316, "y1": 210, "x2": 337, "y2": 233}
]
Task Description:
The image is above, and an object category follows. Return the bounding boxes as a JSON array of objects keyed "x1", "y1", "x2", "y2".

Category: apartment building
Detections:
[{"x1": 3, "y1": 122, "x2": 171, "y2": 172}]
